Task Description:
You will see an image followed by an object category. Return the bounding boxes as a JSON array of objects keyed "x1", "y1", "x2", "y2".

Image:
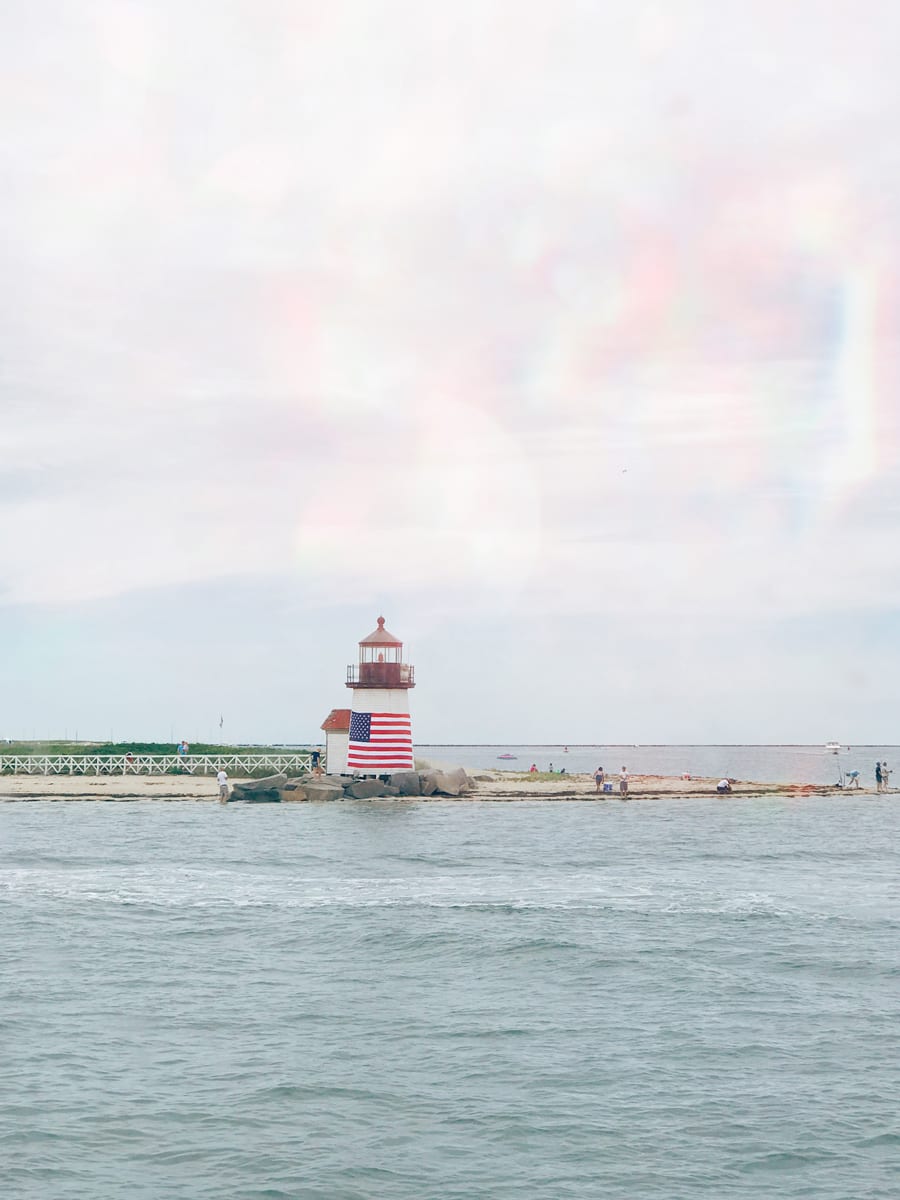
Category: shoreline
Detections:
[{"x1": 0, "y1": 770, "x2": 889, "y2": 802}]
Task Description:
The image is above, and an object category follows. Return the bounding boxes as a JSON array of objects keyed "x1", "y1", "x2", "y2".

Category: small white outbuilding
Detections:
[{"x1": 320, "y1": 708, "x2": 351, "y2": 775}]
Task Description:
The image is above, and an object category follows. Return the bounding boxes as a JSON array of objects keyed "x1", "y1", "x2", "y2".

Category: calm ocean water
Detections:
[
  {"x1": 417, "y1": 744, "x2": 900, "y2": 786},
  {"x1": 2, "y1": 798, "x2": 899, "y2": 1199}
]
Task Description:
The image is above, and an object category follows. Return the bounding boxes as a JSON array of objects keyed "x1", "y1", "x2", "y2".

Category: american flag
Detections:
[{"x1": 347, "y1": 711, "x2": 414, "y2": 771}]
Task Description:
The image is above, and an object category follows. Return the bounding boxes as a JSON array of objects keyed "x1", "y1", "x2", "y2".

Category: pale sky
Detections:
[{"x1": 2, "y1": 0, "x2": 899, "y2": 745}]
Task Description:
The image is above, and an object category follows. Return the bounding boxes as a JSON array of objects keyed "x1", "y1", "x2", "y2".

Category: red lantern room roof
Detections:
[{"x1": 359, "y1": 616, "x2": 402, "y2": 646}]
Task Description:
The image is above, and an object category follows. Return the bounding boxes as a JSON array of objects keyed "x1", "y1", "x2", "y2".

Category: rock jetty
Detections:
[{"x1": 226, "y1": 767, "x2": 475, "y2": 804}]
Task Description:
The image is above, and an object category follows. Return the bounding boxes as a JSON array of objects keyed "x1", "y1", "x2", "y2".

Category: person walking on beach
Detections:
[
  {"x1": 216, "y1": 767, "x2": 229, "y2": 803},
  {"x1": 619, "y1": 767, "x2": 628, "y2": 797},
  {"x1": 876, "y1": 761, "x2": 883, "y2": 792},
  {"x1": 594, "y1": 766, "x2": 605, "y2": 793}
]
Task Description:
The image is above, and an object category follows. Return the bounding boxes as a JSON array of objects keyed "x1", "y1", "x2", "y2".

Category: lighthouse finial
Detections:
[{"x1": 377, "y1": 616, "x2": 385, "y2": 628}]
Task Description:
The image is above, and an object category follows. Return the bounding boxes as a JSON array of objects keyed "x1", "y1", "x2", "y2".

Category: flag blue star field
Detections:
[{"x1": 347, "y1": 710, "x2": 414, "y2": 771}]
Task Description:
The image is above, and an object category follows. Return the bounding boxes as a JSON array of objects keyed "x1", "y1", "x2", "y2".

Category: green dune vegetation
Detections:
[
  {"x1": 0, "y1": 741, "x2": 319, "y2": 779},
  {"x1": 0, "y1": 740, "x2": 313, "y2": 757}
]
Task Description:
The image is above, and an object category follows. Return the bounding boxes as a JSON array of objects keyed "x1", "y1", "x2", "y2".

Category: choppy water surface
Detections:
[{"x1": 2, "y1": 799, "x2": 899, "y2": 1199}]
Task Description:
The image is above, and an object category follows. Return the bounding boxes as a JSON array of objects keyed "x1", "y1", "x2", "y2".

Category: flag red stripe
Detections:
[
  {"x1": 348, "y1": 741, "x2": 412, "y2": 747},
  {"x1": 347, "y1": 750, "x2": 414, "y2": 760},
  {"x1": 348, "y1": 749, "x2": 412, "y2": 755},
  {"x1": 347, "y1": 757, "x2": 414, "y2": 763},
  {"x1": 347, "y1": 758, "x2": 414, "y2": 766}
]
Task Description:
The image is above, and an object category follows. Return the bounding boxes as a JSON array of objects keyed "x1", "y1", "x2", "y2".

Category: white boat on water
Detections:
[{"x1": 825, "y1": 741, "x2": 842, "y2": 753}]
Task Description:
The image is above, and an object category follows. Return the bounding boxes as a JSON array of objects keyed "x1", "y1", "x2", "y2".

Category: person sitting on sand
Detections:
[
  {"x1": 716, "y1": 778, "x2": 732, "y2": 794},
  {"x1": 594, "y1": 766, "x2": 605, "y2": 793},
  {"x1": 529, "y1": 763, "x2": 537, "y2": 773}
]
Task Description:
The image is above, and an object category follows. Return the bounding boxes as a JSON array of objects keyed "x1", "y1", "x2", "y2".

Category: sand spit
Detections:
[
  {"x1": 468, "y1": 771, "x2": 864, "y2": 800},
  {"x1": 0, "y1": 770, "x2": 884, "y2": 802},
  {"x1": 0, "y1": 776, "x2": 219, "y2": 802}
]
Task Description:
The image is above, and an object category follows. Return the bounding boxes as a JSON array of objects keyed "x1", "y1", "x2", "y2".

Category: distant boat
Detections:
[
  {"x1": 497, "y1": 753, "x2": 517, "y2": 760},
  {"x1": 825, "y1": 741, "x2": 842, "y2": 753}
]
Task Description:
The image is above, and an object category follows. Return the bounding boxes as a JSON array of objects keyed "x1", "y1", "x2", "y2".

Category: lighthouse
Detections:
[{"x1": 345, "y1": 616, "x2": 415, "y2": 773}]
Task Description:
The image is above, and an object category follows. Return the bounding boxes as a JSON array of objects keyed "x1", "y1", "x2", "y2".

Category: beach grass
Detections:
[{"x1": 0, "y1": 740, "x2": 315, "y2": 757}]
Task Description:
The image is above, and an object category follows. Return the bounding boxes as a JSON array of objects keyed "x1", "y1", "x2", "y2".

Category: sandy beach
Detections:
[{"x1": 0, "y1": 770, "x2": 882, "y2": 802}]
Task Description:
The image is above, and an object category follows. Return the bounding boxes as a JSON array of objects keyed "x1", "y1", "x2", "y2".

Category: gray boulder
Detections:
[
  {"x1": 346, "y1": 779, "x2": 390, "y2": 799},
  {"x1": 445, "y1": 767, "x2": 473, "y2": 794},
  {"x1": 419, "y1": 767, "x2": 475, "y2": 797},
  {"x1": 303, "y1": 782, "x2": 345, "y2": 803},
  {"x1": 346, "y1": 780, "x2": 403, "y2": 799},
  {"x1": 230, "y1": 786, "x2": 281, "y2": 803},
  {"x1": 238, "y1": 773, "x2": 288, "y2": 792},
  {"x1": 391, "y1": 770, "x2": 421, "y2": 796},
  {"x1": 279, "y1": 785, "x2": 308, "y2": 802}
]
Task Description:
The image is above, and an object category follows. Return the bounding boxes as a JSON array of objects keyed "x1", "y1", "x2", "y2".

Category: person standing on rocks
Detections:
[
  {"x1": 594, "y1": 766, "x2": 605, "y2": 793},
  {"x1": 876, "y1": 761, "x2": 883, "y2": 792},
  {"x1": 882, "y1": 761, "x2": 891, "y2": 791},
  {"x1": 619, "y1": 767, "x2": 629, "y2": 797},
  {"x1": 217, "y1": 767, "x2": 229, "y2": 803}
]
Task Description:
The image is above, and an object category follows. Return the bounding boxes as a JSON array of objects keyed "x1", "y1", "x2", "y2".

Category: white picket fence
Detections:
[{"x1": 0, "y1": 753, "x2": 315, "y2": 777}]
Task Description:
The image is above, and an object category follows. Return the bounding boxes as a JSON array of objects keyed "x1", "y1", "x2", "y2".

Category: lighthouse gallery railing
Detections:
[{"x1": 346, "y1": 663, "x2": 415, "y2": 686}]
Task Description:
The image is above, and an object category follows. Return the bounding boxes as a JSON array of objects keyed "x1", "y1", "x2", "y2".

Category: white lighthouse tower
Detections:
[{"x1": 345, "y1": 616, "x2": 415, "y2": 773}]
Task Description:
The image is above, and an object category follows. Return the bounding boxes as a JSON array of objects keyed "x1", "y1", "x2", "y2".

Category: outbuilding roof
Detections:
[
  {"x1": 320, "y1": 708, "x2": 351, "y2": 732},
  {"x1": 359, "y1": 616, "x2": 402, "y2": 645}
]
